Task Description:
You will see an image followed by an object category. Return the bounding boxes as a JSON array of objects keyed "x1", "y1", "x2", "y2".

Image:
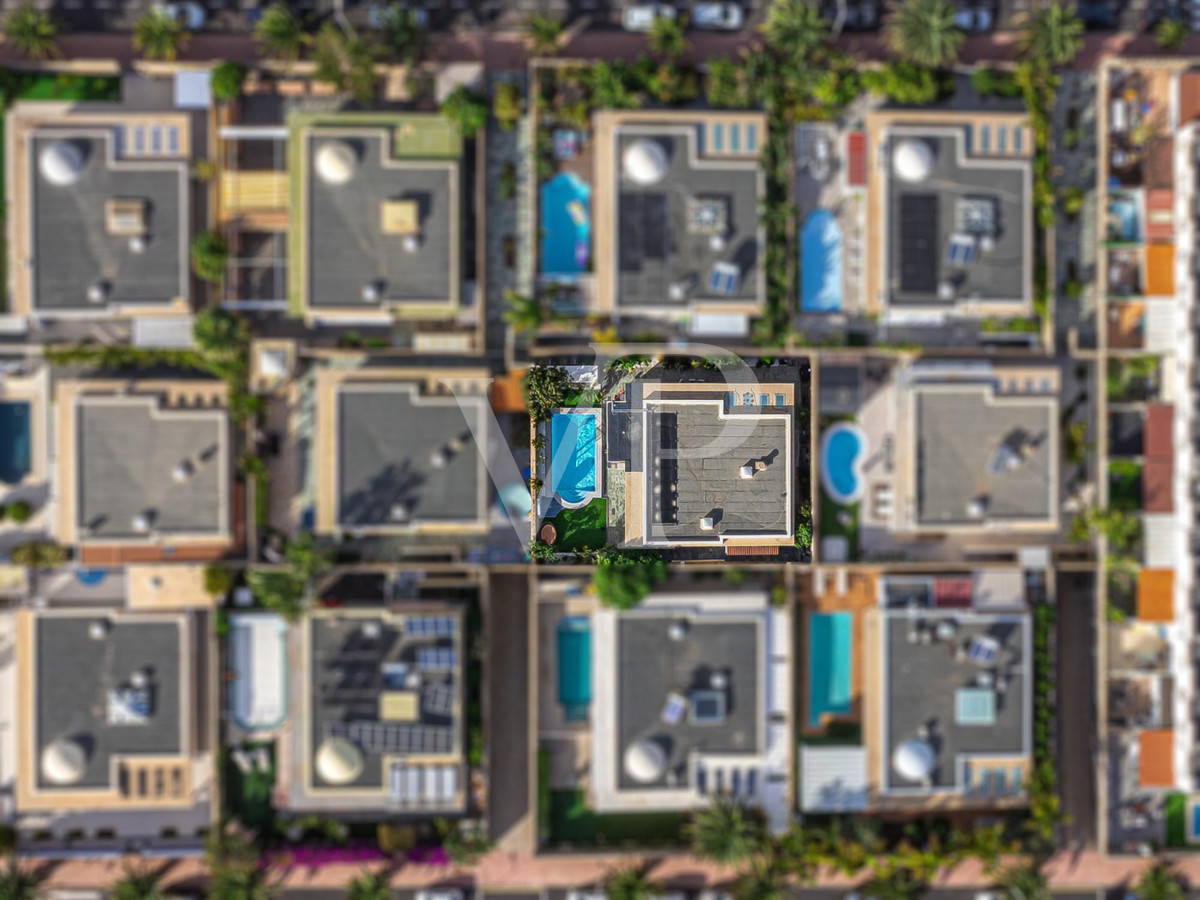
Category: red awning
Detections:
[{"x1": 846, "y1": 132, "x2": 867, "y2": 188}]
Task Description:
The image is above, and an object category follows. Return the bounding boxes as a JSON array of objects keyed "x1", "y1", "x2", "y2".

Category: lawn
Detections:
[
  {"x1": 548, "y1": 789, "x2": 686, "y2": 847},
  {"x1": 1108, "y1": 459, "x2": 1143, "y2": 512},
  {"x1": 818, "y1": 487, "x2": 859, "y2": 561},
  {"x1": 222, "y1": 742, "x2": 277, "y2": 833},
  {"x1": 1166, "y1": 792, "x2": 1188, "y2": 848},
  {"x1": 545, "y1": 498, "x2": 607, "y2": 551}
]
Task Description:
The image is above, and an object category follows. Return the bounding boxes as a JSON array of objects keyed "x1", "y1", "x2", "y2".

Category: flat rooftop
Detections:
[
  {"x1": 615, "y1": 614, "x2": 760, "y2": 791},
  {"x1": 914, "y1": 384, "x2": 1055, "y2": 526},
  {"x1": 641, "y1": 398, "x2": 791, "y2": 543},
  {"x1": 335, "y1": 384, "x2": 486, "y2": 528},
  {"x1": 35, "y1": 615, "x2": 183, "y2": 790},
  {"x1": 308, "y1": 612, "x2": 461, "y2": 791},
  {"x1": 29, "y1": 131, "x2": 186, "y2": 311},
  {"x1": 884, "y1": 612, "x2": 1029, "y2": 792},
  {"x1": 76, "y1": 396, "x2": 228, "y2": 540},
  {"x1": 304, "y1": 128, "x2": 458, "y2": 309},
  {"x1": 886, "y1": 129, "x2": 1029, "y2": 307},
  {"x1": 613, "y1": 124, "x2": 761, "y2": 309}
]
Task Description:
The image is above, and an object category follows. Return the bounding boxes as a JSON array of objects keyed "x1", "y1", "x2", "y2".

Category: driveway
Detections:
[{"x1": 1057, "y1": 569, "x2": 1100, "y2": 851}]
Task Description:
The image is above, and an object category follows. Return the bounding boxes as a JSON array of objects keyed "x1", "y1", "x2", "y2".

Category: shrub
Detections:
[
  {"x1": 971, "y1": 66, "x2": 1020, "y2": 97},
  {"x1": 493, "y1": 81, "x2": 522, "y2": 131},
  {"x1": 10, "y1": 540, "x2": 67, "y2": 569},
  {"x1": 862, "y1": 62, "x2": 944, "y2": 105},
  {"x1": 211, "y1": 61, "x2": 247, "y2": 101},
  {"x1": 204, "y1": 564, "x2": 235, "y2": 597},
  {"x1": 7, "y1": 500, "x2": 31, "y2": 524},
  {"x1": 377, "y1": 822, "x2": 417, "y2": 856},
  {"x1": 523, "y1": 365, "x2": 570, "y2": 423},
  {"x1": 190, "y1": 231, "x2": 229, "y2": 284},
  {"x1": 442, "y1": 85, "x2": 489, "y2": 137},
  {"x1": 593, "y1": 550, "x2": 666, "y2": 609}
]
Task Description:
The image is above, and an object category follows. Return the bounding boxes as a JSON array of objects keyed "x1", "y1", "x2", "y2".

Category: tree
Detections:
[
  {"x1": 247, "y1": 570, "x2": 305, "y2": 621},
  {"x1": 379, "y1": 4, "x2": 425, "y2": 64},
  {"x1": 648, "y1": 13, "x2": 687, "y2": 59},
  {"x1": 605, "y1": 869, "x2": 656, "y2": 900},
  {"x1": 194, "y1": 307, "x2": 249, "y2": 357},
  {"x1": 284, "y1": 532, "x2": 331, "y2": 583},
  {"x1": 312, "y1": 23, "x2": 379, "y2": 104},
  {"x1": 438, "y1": 819, "x2": 492, "y2": 866},
  {"x1": 10, "y1": 540, "x2": 67, "y2": 569},
  {"x1": 526, "y1": 12, "x2": 563, "y2": 55},
  {"x1": 347, "y1": 872, "x2": 391, "y2": 900},
  {"x1": 441, "y1": 86, "x2": 489, "y2": 137},
  {"x1": 862, "y1": 863, "x2": 927, "y2": 900},
  {"x1": 585, "y1": 61, "x2": 641, "y2": 110},
  {"x1": 761, "y1": 0, "x2": 828, "y2": 65},
  {"x1": 705, "y1": 56, "x2": 744, "y2": 107},
  {"x1": 732, "y1": 858, "x2": 787, "y2": 900},
  {"x1": 493, "y1": 82, "x2": 523, "y2": 131},
  {"x1": 884, "y1": 0, "x2": 962, "y2": 68},
  {"x1": 592, "y1": 551, "x2": 667, "y2": 609},
  {"x1": 503, "y1": 291, "x2": 558, "y2": 337},
  {"x1": 1136, "y1": 860, "x2": 1186, "y2": 900},
  {"x1": 862, "y1": 61, "x2": 943, "y2": 104},
  {"x1": 1019, "y1": 1, "x2": 1083, "y2": 66},
  {"x1": 211, "y1": 61, "x2": 247, "y2": 102},
  {"x1": 110, "y1": 864, "x2": 165, "y2": 900},
  {"x1": 1155, "y1": 17, "x2": 1191, "y2": 50},
  {"x1": 688, "y1": 798, "x2": 765, "y2": 864},
  {"x1": 4, "y1": 3, "x2": 58, "y2": 60},
  {"x1": 0, "y1": 858, "x2": 42, "y2": 900},
  {"x1": 523, "y1": 364, "x2": 571, "y2": 423},
  {"x1": 254, "y1": 2, "x2": 308, "y2": 63},
  {"x1": 133, "y1": 8, "x2": 190, "y2": 61},
  {"x1": 191, "y1": 231, "x2": 229, "y2": 284},
  {"x1": 997, "y1": 863, "x2": 1048, "y2": 900}
]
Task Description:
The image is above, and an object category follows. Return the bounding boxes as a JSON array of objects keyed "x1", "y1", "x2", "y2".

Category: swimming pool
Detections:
[
  {"x1": 801, "y1": 210, "x2": 843, "y2": 313},
  {"x1": 0, "y1": 401, "x2": 31, "y2": 484},
  {"x1": 808, "y1": 611, "x2": 852, "y2": 728},
  {"x1": 1108, "y1": 192, "x2": 1141, "y2": 243},
  {"x1": 821, "y1": 422, "x2": 867, "y2": 505},
  {"x1": 541, "y1": 173, "x2": 591, "y2": 280},
  {"x1": 557, "y1": 616, "x2": 591, "y2": 722},
  {"x1": 550, "y1": 411, "x2": 599, "y2": 507}
]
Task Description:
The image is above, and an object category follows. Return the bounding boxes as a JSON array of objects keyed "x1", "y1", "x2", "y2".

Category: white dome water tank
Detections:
[
  {"x1": 315, "y1": 141, "x2": 358, "y2": 186},
  {"x1": 40, "y1": 141, "x2": 85, "y2": 187},
  {"x1": 41, "y1": 738, "x2": 87, "y2": 785},
  {"x1": 315, "y1": 736, "x2": 364, "y2": 785},
  {"x1": 892, "y1": 737, "x2": 935, "y2": 782},
  {"x1": 623, "y1": 139, "x2": 669, "y2": 186},
  {"x1": 623, "y1": 737, "x2": 667, "y2": 784},
  {"x1": 892, "y1": 138, "x2": 934, "y2": 183}
]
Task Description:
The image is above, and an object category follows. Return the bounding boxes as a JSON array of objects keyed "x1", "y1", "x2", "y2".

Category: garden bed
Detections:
[
  {"x1": 1108, "y1": 459, "x2": 1143, "y2": 511},
  {"x1": 548, "y1": 789, "x2": 686, "y2": 847},
  {"x1": 544, "y1": 498, "x2": 607, "y2": 552},
  {"x1": 222, "y1": 741, "x2": 277, "y2": 834}
]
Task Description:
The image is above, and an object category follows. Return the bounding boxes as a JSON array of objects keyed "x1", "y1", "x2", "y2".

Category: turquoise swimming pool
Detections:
[
  {"x1": 557, "y1": 616, "x2": 591, "y2": 722},
  {"x1": 801, "y1": 210, "x2": 843, "y2": 313},
  {"x1": 809, "y1": 611, "x2": 852, "y2": 728},
  {"x1": 550, "y1": 411, "x2": 598, "y2": 507},
  {"x1": 821, "y1": 422, "x2": 867, "y2": 504},
  {"x1": 541, "y1": 173, "x2": 591, "y2": 279},
  {"x1": 0, "y1": 402, "x2": 32, "y2": 484}
]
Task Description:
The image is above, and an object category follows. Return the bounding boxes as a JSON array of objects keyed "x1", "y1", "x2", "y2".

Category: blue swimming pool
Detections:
[
  {"x1": 1109, "y1": 193, "x2": 1141, "y2": 243},
  {"x1": 0, "y1": 402, "x2": 32, "y2": 484},
  {"x1": 541, "y1": 173, "x2": 591, "y2": 279},
  {"x1": 801, "y1": 210, "x2": 843, "y2": 313},
  {"x1": 809, "y1": 611, "x2": 853, "y2": 728},
  {"x1": 557, "y1": 616, "x2": 591, "y2": 722},
  {"x1": 821, "y1": 422, "x2": 867, "y2": 505},
  {"x1": 550, "y1": 411, "x2": 598, "y2": 507}
]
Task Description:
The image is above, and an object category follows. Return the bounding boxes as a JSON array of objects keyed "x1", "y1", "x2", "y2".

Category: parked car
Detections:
[
  {"x1": 152, "y1": 1, "x2": 207, "y2": 28},
  {"x1": 622, "y1": 3, "x2": 677, "y2": 31},
  {"x1": 693, "y1": 2, "x2": 744, "y2": 29}
]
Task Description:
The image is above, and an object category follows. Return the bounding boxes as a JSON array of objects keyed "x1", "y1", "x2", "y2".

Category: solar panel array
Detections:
[
  {"x1": 422, "y1": 683, "x2": 455, "y2": 717},
  {"x1": 405, "y1": 616, "x2": 456, "y2": 637},
  {"x1": 416, "y1": 647, "x2": 457, "y2": 670},
  {"x1": 898, "y1": 193, "x2": 939, "y2": 294},
  {"x1": 328, "y1": 720, "x2": 454, "y2": 754}
]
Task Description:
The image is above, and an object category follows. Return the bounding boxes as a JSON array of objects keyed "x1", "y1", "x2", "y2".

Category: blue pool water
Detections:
[
  {"x1": 541, "y1": 173, "x2": 591, "y2": 279},
  {"x1": 1109, "y1": 194, "x2": 1140, "y2": 243},
  {"x1": 0, "y1": 402, "x2": 31, "y2": 484},
  {"x1": 808, "y1": 612, "x2": 853, "y2": 728},
  {"x1": 557, "y1": 616, "x2": 592, "y2": 722},
  {"x1": 1191, "y1": 801, "x2": 1200, "y2": 839},
  {"x1": 550, "y1": 412, "x2": 598, "y2": 506},
  {"x1": 801, "y1": 210, "x2": 843, "y2": 313},
  {"x1": 821, "y1": 422, "x2": 867, "y2": 504}
]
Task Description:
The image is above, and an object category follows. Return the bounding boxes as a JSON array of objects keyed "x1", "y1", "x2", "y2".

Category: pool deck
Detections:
[{"x1": 798, "y1": 569, "x2": 878, "y2": 738}]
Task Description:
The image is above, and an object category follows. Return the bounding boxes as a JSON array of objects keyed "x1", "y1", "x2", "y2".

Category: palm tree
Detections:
[
  {"x1": 1018, "y1": 1, "x2": 1083, "y2": 66},
  {"x1": 254, "y1": 2, "x2": 308, "y2": 63},
  {"x1": 110, "y1": 864, "x2": 165, "y2": 900},
  {"x1": 0, "y1": 858, "x2": 42, "y2": 900},
  {"x1": 760, "y1": 0, "x2": 828, "y2": 64},
  {"x1": 732, "y1": 858, "x2": 787, "y2": 900},
  {"x1": 647, "y1": 13, "x2": 687, "y2": 59},
  {"x1": 206, "y1": 830, "x2": 273, "y2": 900},
  {"x1": 526, "y1": 12, "x2": 563, "y2": 55},
  {"x1": 347, "y1": 871, "x2": 391, "y2": 900},
  {"x1": 132, "y1": 7, "x2": 190, "y2": 61},
  {"x1": 380, "y1": 4, "x2": 425, "y2": 64},
  {"x1": 1136, "y1": 860, "x2": 1185, "y2": 900},
  {"x1": 1155, "y1": 17, "x2": 1191, "y2": 49},
  {"x1": 3, "y1": 3, "x2": 58, "y2": 60},
  {"x1": 503, "y1": 291, "x2": 561, "y2": 337},
  {"x1": 997, "y1": 863, "x2": 1049, "y2": 900},
  {"x1": 884, "y1": 0, "x2": 962, "y2": 67},
  {"x1": 604, "y1": 869, "x2": 656, "y2": 900},
  {"x1": 687, "y1": 798, "x2": 765, "y2": 864}
]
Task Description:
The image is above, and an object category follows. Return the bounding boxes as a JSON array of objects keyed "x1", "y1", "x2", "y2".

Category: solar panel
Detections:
[
  {"x1": 406, "y1": 616, "x2": 456, "y2": 637},
  {"x1": 417, "y1": 647, "x2": 457, "y2": 671},
  {"x1": 422, "y1": 684, "x2": 455, "y2": 717},
  {"x1": 330, "y1": 720, "x2": 454, "y2": 754},
  {"x1": 898, "y1": 193, "x2": 939, "y2": 294}
]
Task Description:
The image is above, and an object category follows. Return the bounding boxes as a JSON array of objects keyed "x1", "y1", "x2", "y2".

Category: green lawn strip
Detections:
[
  {"x1": 1166, "y1": 792, "x2": 1188, "y2": 848},
  {"x1": 1108, "y1": 459, "x2": 1143, "y2": 511},
  {"x1": 548, "y1": 789, "x2": 686, "y2": 846},
  {"x1": 545, "y1": 498, "x2": 607, "y2": 551},
  {"x1": 221, "y1": 742, "x2": 277, "y2": 833},
  {"x1": 818, "y1": 486, "x2": 859, "y2": 561}
]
